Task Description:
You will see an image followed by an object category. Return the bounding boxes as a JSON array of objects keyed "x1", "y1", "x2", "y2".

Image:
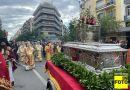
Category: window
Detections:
[{"x1": 127, "y1": 6, "x2": 130, "y2": 16}]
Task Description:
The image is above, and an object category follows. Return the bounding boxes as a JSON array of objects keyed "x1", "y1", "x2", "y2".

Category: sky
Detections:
[{"x1": 0, "y1": 0, "x2": 80, "y2": 40}]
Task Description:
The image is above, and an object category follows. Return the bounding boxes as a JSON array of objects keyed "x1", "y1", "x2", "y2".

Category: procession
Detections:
[{"x1": 0, "y1": 34, "x2": 62, "y2": 90}]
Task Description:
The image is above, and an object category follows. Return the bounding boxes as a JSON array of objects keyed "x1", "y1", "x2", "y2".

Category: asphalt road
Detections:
[{"x1": 13, "y1": 60, "x2": 48, "y2": 90}]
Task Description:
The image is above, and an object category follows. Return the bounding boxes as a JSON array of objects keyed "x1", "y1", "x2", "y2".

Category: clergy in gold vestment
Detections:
[
  {"x1": 45, "y1": 42, "x2": 52, "y2": 60},
  {"x1": 25, "y1": 42, "x2": 35, "y2": 70},
  {"x1": 34, "y1": 42, "x2": 43, "y2": 62},
  {"x1": 17, "y1": 42, "x2": 26, "y2": 62}
]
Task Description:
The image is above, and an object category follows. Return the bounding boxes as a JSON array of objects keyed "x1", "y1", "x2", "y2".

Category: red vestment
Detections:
[{"x1": 0, "y1": 52, "x2": 12, "y2": 90}]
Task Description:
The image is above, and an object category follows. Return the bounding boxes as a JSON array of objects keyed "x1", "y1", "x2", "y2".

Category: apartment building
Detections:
[
  {"x1": 80, "y1": 0, "x2": 129, "y2": 40},
  {"x1": 20, "y1": 18, "x2": 33, "y2": 34},
  {"x1": 80, "y1": 0, "x2": 125, "y2": 22},
  {"x1": 33, "y1": 2, "x2": 62, "y2": 41},
  {"x1": 96, "y1": 0, "x2": 125, "y2": 23}
]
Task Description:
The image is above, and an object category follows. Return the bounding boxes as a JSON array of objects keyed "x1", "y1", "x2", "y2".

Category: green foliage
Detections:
[
  {"x1": 16, "y1": 29, "x2": 45, "y2": 41},
  {"x1": 98, "y1": 15, "x2": 121, "y2": 37},
  {"x1": 62, "y1": 18, "x2": 79, "y2": 42},
  {"x1": 16, "y1": 31, "x2": 34, "y2": 41},
  {"x1": 68, "y1": 18, "x2": 79, "y2": 41},
  {"x1": 51, "y1": 53, "x2": 130, "y2": 90},
  {"x1": 0, "y1": 30, "x2": 5, "y2": 38}
]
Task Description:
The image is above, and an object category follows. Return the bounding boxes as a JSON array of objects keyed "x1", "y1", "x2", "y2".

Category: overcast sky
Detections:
[{"x1": 0, "y1": 0, "x2": 80, "y2": 39}]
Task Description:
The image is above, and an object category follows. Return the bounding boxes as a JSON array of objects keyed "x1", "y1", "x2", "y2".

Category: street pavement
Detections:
[{"x1": 13, "y1": 60, "x2": 48, "y2": 90}]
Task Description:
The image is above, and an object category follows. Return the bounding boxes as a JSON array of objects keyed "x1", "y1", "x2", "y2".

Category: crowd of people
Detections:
[
  {"x1": 16, "y1": 41, "x2": 62, "y2": 70},
  {"x1": 0, "y1": 36, "x2": 62, "y2": 90}
]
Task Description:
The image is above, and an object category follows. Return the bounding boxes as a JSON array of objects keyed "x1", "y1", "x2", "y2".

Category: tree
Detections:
[
  {"x1": 68, "y1": 18, "x2": 79, "y2": 41},
  {"x1": 98, "y1": 15, "x2": 121, "y2": 38},
  {"x1": 0, "y1": 30, "x2": 6, "y2": 38},
  {"x1": 16, "y1": 31, "x2": 34, "y2": 41},
  {"x1": 62, "y1": 30, "x2": 70, "y2": 42}
]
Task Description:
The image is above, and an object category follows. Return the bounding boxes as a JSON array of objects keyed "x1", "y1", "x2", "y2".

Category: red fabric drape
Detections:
[{"x1": 46, "y1": 61, "x2": 85, "y2": 90}]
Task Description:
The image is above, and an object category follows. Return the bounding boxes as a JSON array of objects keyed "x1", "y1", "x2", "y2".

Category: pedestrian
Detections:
[
  {"x1": 42, "y1": 42, "x2": 47, "y2": 58},
  {"x1": 11, "y1": 41, "x2": 19, "y2": 63},
  {"x1": 5, "y1": 46, "x2": 17, "y2": 86}
]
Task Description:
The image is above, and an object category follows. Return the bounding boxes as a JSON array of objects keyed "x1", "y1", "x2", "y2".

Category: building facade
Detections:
[
  {"x1": 80, "y1": 0, "x2": 129, "y2": 41},
  {"x1": 80, "y1": 0, "x2": 125, "y2": 23},
  {"x1": 20, "y1": 18, "x2": 33, "y2": 34},
  {"x1": 96, "y1": 0, "x2": 125, "y2": 22},
  {"x1": 80, "y1": 0, "x2": 97, "y2": 17},
  {"x1": 33, "y1": 2, "x2": 62, "y2": 41}
]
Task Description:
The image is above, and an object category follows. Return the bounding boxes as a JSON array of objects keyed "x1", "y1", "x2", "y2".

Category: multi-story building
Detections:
[
  {"x1": 33, "y1": 2, "x2": 62, "y2": 41},
  {"x1": 20, "y1": 18, "x2": 33, "y2": 34},
  {"x1": 80, "y1": 0, "x2": 125, "y2": 22},
  {"x1": 96, "y1": 0, "x2": 125, "y2": 23},
  {"x1": 80, "y1": 0, "x2": 129, "y2": 40}
]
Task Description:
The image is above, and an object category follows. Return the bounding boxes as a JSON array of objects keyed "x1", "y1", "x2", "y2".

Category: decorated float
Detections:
[{"x1": 45, "y1": 16, "x2": 130, "y2": 90}]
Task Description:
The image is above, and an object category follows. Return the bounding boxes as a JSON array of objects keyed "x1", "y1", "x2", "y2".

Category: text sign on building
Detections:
[{"x1": 114, "y1": 73, "x2": 128, "y2": 89}]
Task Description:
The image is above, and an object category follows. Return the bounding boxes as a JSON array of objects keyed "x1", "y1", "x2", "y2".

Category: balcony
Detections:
[
  {"x1": 124, "y1": 0, "x2": 130, "y2": 4},
  {"x1": 40, "y1": 30, "x2": 61, "y2": 36},
  {"x1": 34, "y1": 22, "x2": 61, "y2": 31},
  {"x1": 96, "y1": 0, "x2": 115, "y2": 12}
]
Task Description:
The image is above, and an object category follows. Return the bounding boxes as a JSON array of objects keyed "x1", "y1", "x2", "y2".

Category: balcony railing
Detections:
[
  {"x1": 96, "y1": 0, "x2": 115, "y2": 11},
  {"x1": 34, "y1": 22, "x2": 61, "y2": 31},
  {"x1": 124, "y1": 0, "x2": 130, "y2": 4},
  {"x1": 106, "y1": 0, "x2": 115, "y2": 6}
]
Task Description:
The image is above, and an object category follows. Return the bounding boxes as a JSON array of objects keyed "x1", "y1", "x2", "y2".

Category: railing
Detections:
[
  {"x1": 34, "y1": 22, "x2": 61, "y2": 31},
  {"x1": 34, "y1": 9, "x2": 61, "y2": 21},
  {"x1": 124, "y1": 0, "x2": 130, "y2": 4},
  {"x1": 106, "y1": 0, "x2": 115, "y2": 6},
  {"x1": 34, "y1": 13, "x2": 61, "y2": 26},
  {"x1": 96, "y1": 0, "x2": 115, "y2": 10}
]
